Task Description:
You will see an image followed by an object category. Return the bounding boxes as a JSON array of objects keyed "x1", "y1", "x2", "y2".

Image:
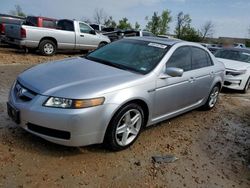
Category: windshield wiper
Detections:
[{"x1": 85, "y1": 56, "x2": 142, "y2": 74}]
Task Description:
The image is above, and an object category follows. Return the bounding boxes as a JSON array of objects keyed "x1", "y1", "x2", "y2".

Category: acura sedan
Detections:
[{"x1": 7, "y1": 37, "x2": 225, "y2": 150}]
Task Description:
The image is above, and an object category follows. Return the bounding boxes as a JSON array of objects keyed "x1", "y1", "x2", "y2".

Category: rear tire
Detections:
[
  {"x1": 39, "y1": 40, "x2": 56, "y2": 56},
  {"x1": 202, "y1": 85, "x2": 220, "y2": 110},
  {"x1": 104, "y1": 103, "x2": 144, "y2": 151},
  {"x1": 242, "y1": 77, "x2": 250, "y2": 93}
]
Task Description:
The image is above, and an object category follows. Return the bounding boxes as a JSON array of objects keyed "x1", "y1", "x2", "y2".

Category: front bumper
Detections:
[
  {"x1": 8, "y1": 83, "x2": 116, "y2": 147},
  {"x1": 223, "y1": 75, "x2": 245, "y2": 90}
]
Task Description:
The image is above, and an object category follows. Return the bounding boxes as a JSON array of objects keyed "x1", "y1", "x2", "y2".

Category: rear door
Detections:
[
  {"x1": 190, "y1": 47, "x2": 215, "y2": 102},
  {"x1": 76, "y1": 22, "x2": 100, "y2": 50}
]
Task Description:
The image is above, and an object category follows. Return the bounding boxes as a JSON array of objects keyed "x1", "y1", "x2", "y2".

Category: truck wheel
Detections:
[{"x1": 39, "y1": 40, "x2": 56, "y2": 56}]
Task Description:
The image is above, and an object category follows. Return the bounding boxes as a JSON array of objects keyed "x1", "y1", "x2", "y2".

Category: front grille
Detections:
[
  {"x1": 14, "y1": 81, "x2": 37, "y2": 102},
  {"x1": 27, "y1": 123, "x2": 71, "y2": 140}
]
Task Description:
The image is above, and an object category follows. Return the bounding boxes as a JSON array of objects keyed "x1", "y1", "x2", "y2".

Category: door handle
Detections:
[
  {"x1": 210, "y1": 71, "x2": 215, "y2": 77},
  {"x1": 80, "y1": 34, "x2": 84, "y2": 37},
  {"x1": 188, "y1": 77, "x2": 196, "y2": 83}
]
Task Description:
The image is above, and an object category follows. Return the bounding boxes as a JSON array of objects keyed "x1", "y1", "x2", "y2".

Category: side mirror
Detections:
[
  {"x1": 161, "y1": 67, "x2": 183, "y2": 78},
  {"x1": 90, "y1": 30, "x2": 96, "y2": 35}
]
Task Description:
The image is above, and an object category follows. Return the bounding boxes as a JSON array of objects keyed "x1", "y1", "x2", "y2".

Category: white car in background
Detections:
[{"x1": 215, "y1": 48, "x2": 250, "y2": 93}]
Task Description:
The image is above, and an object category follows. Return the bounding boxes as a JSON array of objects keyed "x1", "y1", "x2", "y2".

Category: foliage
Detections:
[
  {"x1": 117, "y1": 18, "x2": 132, "y2": 30},
  {"x1": 200, "y1": 21, "x2": 215, "y2": 41},
  {"x1": 134, "y1": 22, "x2": 140, "y2": 30},
  {"x1": 104, "y1": 16, "x2": 117, "y2": 28},
  {"x1": 180, "y1": 27, "x2": 202, "y2": 42},
  {"x1": 175, "y1": 11, "x2": 191, "y2": 39},
  {"x1": 159, "y1": 10, "x2": 172, "y2": 35},
  {"x1": 146, "y1": 10, "x2": 172, "y2": 35},
  {"x1": 9, "y1": 5, "x2": 26, "y2": 17}
]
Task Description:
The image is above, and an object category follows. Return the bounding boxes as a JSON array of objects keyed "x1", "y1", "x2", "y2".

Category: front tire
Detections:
[
  {"x1": 39, "y1": 40, "x2": 57, "y2": 56},
  {"x1": 104, "y1": 103, "x2": 144, "y2": 151},
  {"x1": 243, "y1": 77, "x2": 250, "y2": 93},
  {"x1": 203, "y1": 85, "x2": 220, "y2": 110}
]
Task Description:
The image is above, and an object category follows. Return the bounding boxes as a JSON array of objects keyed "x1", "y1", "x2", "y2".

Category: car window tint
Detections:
[
  {"x1": 57, "y1": 20, "x2": 74, "y2": 31},
  {"x1": 191, "y1": 47, "x2": 211, "y2": 69},
  {"x1": 25, "y1": 17, "x2": 38, "y2": 26},
  {"x1": 166, "y1": 47, "x2": 192, "y2": 71},
  {"x1": 79, "y1": 23, "x2": 92, "y2": 34},
  {"x1": 42, "y1": 20, "x2": 56, "y2": 28}
]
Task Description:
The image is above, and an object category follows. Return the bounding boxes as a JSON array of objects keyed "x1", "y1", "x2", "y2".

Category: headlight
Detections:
[
  {"x1": 43, "y1": 97, "x2": 105, "y2": 109},
  {"x1": 226, "y1": 69, "x2": 246, "y2": 76}
]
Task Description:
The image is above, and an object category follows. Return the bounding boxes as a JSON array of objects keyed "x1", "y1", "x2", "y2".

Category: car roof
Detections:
[{"x1": 128, "y1": 36, "x2": 182, "y2": 46}]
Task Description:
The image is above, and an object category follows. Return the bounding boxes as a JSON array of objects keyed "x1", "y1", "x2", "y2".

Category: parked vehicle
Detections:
[
  {"x1": 233, "y1": 43, "x2": 246, "y2": 48},
  {"x1": 23, "y1": 16, "x2": 57, "y2": 28},
  {"x1": 7, "y1": 37, "x2": 225, "y2": 150},
  {"x1": 4, "y1": 19, "x2": 110, "y2": 55},
  {"x1": 0, "y1": 14, "x2": 25, "y2": 42},
  {"x1": 103, "y1": 29, "x2": 155, "y2": 42},
  {"x1": 90, "y1": 23, "x2": 106, "y2": 31},
  {"x1": 208, "y1": 46, "x2": 221, "y2": 54},
  {"x1": 215, "y1": 48, "x2": 250, "y2": 93}
]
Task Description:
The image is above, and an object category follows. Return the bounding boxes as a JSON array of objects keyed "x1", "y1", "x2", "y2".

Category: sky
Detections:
[{"x1": 0, "y1": 0, "x2": 249, "y2": 38}]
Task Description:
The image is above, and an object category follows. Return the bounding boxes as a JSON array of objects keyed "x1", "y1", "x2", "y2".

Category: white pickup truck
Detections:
[{"x1": 5, "y1": 19, "x2": 110, "y2": 55}]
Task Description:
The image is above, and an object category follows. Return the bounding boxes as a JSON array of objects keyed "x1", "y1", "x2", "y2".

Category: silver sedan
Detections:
[{"x1": 7, "y1": 37, "x2": 225, "y2": 150}]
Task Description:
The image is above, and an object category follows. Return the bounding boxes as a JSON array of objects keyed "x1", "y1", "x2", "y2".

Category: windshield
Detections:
[
  {"x1": 215, "y1": 49, "x2": 250, "y2": 63},
  {"x1": 85, "y1": 39, "x2": 169, "y2": 74}
]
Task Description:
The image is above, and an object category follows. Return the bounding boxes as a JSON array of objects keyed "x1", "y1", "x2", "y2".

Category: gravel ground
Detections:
[{"x1": 0, "y1": 45, "x2": 249, "y2": 187}]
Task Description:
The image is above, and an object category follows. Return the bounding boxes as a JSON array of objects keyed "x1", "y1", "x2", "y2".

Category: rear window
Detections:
[
  {"x1": 57, "y1": 20, "x2": 74, "y2": 32},
  {"x1": 42, "y1": 20, "x2": 56, "y2": 28},
  {"x1": 24, "y1": 17, "x2": 38, "y2": 27}
]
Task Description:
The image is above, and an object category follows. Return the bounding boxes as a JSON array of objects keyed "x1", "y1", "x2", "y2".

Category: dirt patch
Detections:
[{"x1": 0, "y1": 46, "x2": 249, "y2": 187}]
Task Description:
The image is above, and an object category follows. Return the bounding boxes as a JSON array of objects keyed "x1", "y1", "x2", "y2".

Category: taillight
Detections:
[
  {"x1": 21, "y1": 28, "x2": 26, "y2": 38},
  {"x1": 0, "y1": 24, "x2": 5, "y2": 34}
]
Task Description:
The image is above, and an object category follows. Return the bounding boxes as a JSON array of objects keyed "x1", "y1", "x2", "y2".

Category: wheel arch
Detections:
[{"x1": 39, "y1": 37, "x2": 58, "y2": 47}]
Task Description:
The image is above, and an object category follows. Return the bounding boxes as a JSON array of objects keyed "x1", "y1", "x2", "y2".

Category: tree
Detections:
[
  {"x1": 145, "y1": 12, "x2": 161, "y2": 35},
  {"x1": 146, "y1": 10, "x2": 172, "y2": 35},
  {"x1": 93, "y1": 8, "x2": 107, "y2": 24},
  {"x1": 104, "y1": 16, "x2": 117, "y2": 28},
  {"x1": 200, "y1": 21, "x2": 215, "y2": 41},
  {"x1": 159, "y1": 10, "x2": 172, "y2": 35},
  {"x1": 117, "y1": 18, "x2": 132, "y2": 30},
  {"x1": 181, "y1": 27, "x2": 201, "y2": 42},
  {"x1": 175, "y1": 11, "x2": 191, "y2": 39},
  {"x1": 134, "y1": 22, "x2": 140, "y2": 30},
  {"x1": 9, "y1": 5, "x2": 26, "y2": 17}
]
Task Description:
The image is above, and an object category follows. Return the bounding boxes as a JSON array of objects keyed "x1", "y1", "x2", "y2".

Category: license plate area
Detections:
[{"x1": 7, "y1": 102, "x2": 20, "y2": 124}]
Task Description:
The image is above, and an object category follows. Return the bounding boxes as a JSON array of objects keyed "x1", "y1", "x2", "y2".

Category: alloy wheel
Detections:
[
  {"x1": 208, "y1": 86, "x2": 219, "y2": 108},
  {"x1": 115, "y1": 109, "x2": 142, "y2": 146}
]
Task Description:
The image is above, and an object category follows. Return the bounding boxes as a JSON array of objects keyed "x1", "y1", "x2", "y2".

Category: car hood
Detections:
[
  {"x1": 17, "y1": 57, "x2": 143, "y2": 99},
  {"x1": 216, "y1": 58, "x2": 250, "y2": 70}
]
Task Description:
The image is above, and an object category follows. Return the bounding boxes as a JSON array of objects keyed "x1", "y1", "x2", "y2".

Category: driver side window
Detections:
[
  {"x1": 79, "y1": 23, "x2": 92, "y2": 34},
  {"x1": 166, "y1": 46, "x2": 192, "y2": 72}
]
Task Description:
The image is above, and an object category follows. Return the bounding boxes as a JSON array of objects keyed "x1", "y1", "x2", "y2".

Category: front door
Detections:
[{"x1": 153, "y1": 46, "x2": 196, "y2": 119}]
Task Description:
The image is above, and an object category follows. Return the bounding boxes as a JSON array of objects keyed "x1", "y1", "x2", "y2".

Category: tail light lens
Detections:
[
  {"x1": 0, "y1": 24, "x2": 5, "y2": 34},
  {"x1": 20, "y1": 28, "x2": 26, "y2": 38}
]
